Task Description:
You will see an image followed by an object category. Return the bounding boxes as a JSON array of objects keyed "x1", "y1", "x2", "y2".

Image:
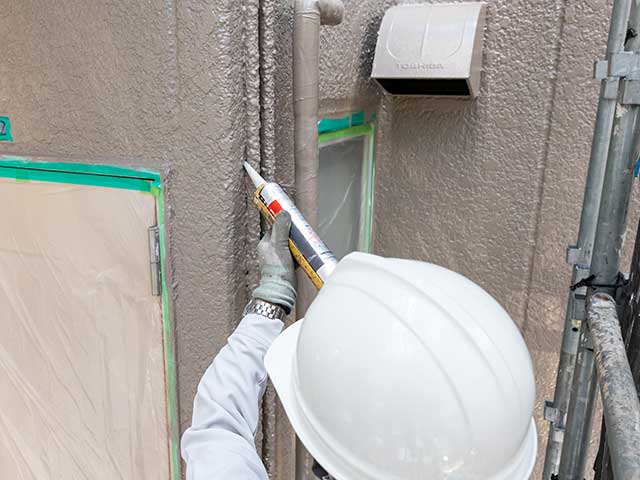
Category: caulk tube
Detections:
[{"x1": 244, "y1": 162, "x2": 337, "y2": 289}]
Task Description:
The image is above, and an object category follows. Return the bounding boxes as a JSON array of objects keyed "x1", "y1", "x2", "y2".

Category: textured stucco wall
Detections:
[
  {"x1": 0, "y1": 0, "x2": 257, "y2": 476},
  {"x1": 2, "y1": 0, "x2": 638, "y2": 478},
  {"x1": 365, "y1": 0, "x2": 637, "y2": 478}
]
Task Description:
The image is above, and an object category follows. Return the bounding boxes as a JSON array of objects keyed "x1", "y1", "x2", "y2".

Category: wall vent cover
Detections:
[{"x1": 372, "y1": 2, "x2": 487, "y2": 98}]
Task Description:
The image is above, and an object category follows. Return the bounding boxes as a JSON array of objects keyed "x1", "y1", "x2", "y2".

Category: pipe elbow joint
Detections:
[
  {"x1": 318, "y1": 0, "x2": 344, "y2": 25},
  {"x1": 295, "y1": 0, "x2": 344, "y2": 26}
]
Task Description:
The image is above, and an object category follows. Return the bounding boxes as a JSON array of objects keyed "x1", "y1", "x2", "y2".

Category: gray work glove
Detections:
[{"x1": 253, "y1": 211, "x2": 297, "y2": 313}]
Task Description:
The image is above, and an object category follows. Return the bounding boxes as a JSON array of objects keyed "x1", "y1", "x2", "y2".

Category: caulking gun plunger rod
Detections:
[{"x1": 244, "y1": 162, "x2": 338, "y2": 290}]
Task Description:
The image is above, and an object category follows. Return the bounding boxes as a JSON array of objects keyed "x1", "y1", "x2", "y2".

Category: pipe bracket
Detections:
[
  {"x1": 595, "y1": 52, "x2": 640, "y2": 80},
  {"x1": 545, "y1": 401, "x2": 563, "y2": 426},
  {"x1": 566, "y1": 245, "x2": 582, "y2": 265},
  {"x1": 622, "y1": 78, "x2": 640, "y2": 104}
]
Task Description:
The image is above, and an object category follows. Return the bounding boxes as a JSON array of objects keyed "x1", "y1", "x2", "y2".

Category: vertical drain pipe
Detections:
[
  {"x1": 293, "y1": 1, "x2": 343, "y2": 478},
  {"x1": 293, "y1": 0, "x2": 344, "y2": 237},
  {"x1": 292, "y1": 0, "x2": 344, "y2": 339}
]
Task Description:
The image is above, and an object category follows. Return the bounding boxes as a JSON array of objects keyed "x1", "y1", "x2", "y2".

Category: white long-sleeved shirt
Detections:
[{"x1": 181, "y1": 313, "x2": 284, "y2": 480}]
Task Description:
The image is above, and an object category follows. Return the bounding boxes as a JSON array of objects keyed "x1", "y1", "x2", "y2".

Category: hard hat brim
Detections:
[
  {"x1": 265, "y1": 319, "x2": 539, "y2": 480},
  {"x1": 265, "y1": 319, "x2": 354, "y2": 478}
]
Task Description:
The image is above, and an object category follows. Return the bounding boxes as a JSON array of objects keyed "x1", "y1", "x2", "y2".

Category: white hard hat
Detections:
[{"x1": 265, "y1": 252, "x2": 537, "y2": 480}]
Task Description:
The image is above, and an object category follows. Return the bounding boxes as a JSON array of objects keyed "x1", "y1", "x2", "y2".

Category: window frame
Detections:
[{"x1": 318, "y1": 121, "x2": 376, "y2": 254}]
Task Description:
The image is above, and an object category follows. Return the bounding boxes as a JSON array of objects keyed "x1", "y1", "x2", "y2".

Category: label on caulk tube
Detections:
[{"x1": 255, "y1": 182, "x2": 337, "y2": 288}]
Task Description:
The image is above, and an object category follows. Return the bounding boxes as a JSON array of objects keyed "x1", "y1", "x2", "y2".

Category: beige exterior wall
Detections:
[{"x1": 2, "y1": 0, "x2": 636, "y2": 478}]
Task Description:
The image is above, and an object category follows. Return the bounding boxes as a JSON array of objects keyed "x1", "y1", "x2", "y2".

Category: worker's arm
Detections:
[
  {"x1": 180, "y1": 313, "x2": 284, "y2": 479},
  {"x1": 181, "y1": 212, "x2": 296, "y2": 480}
]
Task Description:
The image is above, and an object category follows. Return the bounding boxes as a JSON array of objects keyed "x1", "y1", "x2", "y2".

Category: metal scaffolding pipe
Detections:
[
  {"x1": 553, "y1": 0, "x2": 640, "y2": 477},
  {"x1": 558, "y1": 336, "x2": 599, "y2": 479},
  {"x1": 543, "y1": 1, "x2": 635, "y2": 476},
  {"x1": 588, "y1": 294, "x2": 640, "y2": 480}
]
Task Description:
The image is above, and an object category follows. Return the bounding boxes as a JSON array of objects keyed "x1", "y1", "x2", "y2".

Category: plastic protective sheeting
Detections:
[
  {"x1": 318, "y1": 135, "x2": 368, "y2": 260},
  {"x1": 0, "y1": 178, "x2": 171, "y2": 479}
]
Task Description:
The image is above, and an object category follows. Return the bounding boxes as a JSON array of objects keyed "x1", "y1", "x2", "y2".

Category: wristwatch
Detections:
[{"x1": 244, "y1": 298, "x2": 287, "y2": 321}]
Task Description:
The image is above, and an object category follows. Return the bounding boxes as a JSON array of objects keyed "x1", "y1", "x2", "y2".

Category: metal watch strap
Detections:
[{"x1": 244, "y1": 298, "x2": 287, "y2": 321}]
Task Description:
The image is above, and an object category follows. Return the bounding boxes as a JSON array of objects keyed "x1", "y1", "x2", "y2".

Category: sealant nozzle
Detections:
[{"x1": 243, "y1": 161, "x2": 267, "y2": 188}]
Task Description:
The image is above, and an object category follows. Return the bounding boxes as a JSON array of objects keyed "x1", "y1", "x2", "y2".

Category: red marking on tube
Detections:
[{"x1": 268, "y1": 200, "x2": 283, "y2": 216}]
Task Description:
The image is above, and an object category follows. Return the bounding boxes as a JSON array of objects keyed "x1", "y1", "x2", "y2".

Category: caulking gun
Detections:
[{"x1": 244, "y1": 162, "x2": 338, "y2": 289}]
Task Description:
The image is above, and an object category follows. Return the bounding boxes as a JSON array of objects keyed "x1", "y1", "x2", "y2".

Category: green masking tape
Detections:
[
  {"x1": 318, "y1": 123, "x2": 373, "y2": 144},
  {"x1": 0, "y1": 157, "x2": 161, "y2": 193},
  {"x1": 156, "y1": 189, "x2": 182, "y2": 480},
  {"x1": 0, "y1": 117, "x2": 13, "y2": 142},
  {"x1": 318, "y1": 111, "x2": 366, "y2": 134}
]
